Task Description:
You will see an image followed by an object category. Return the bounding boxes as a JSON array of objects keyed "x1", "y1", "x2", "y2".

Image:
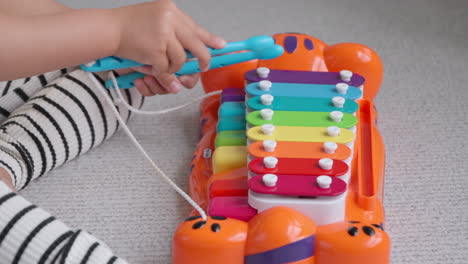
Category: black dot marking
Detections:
[
  {"x1": 211, "y1": 216, "x2": 227, "y2": 220},
  {"x1": 185, "y1": 216, "x2": 202, "y2": 222},
  {"x1": 192, "y1": 221, "x2": 207, "y2": 229},
  {"x1": 211, "y1": 223, "x2": 221, "y2": 232},
  {"x1": 362, "y1": 226, "x2": 376, "y2": 237},
  {"x1": 348, "y1": 226, "x2": 359, "y2": 236},
  {"x1": 348, "y1": 221, "x2": 361, "y2": 224},
  {"x1": 372, "y1": 224, "x2": 384, "y2": 231},
  {"x1": 304, "y1": 38, "x2": 314, "y2": 50}
]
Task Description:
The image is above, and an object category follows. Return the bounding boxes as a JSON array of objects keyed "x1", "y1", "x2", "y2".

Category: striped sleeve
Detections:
[
  {"x1": 0, "y1": 181, "x2": 128, "y2": 264},
  {"x1": 0, "y1": 68, "x2": 76, "y2": 124},
  {"x1": 0, "y1": 69, "x2": 144, "y2": 190}
]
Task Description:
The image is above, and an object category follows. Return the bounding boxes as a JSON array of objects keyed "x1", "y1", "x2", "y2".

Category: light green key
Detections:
[
  {"x1": 246, "y1": 110, "x2": 357, "y2": 128},
  {"x1": 215, "y1": 130, "x2": 246, "y2": 147}
]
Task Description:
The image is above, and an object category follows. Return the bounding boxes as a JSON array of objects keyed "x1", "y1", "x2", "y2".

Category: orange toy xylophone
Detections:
[{"x1": 174, "y1": 33, "x2": 389, "y2": 264}]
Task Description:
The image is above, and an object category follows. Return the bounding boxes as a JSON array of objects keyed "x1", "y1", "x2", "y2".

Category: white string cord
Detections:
[
  {"x1": 109, "y1": 71, "x2": 221, "y2": 115},
  {"x1": 87, "y1": 72, "x2": 212, "y2": 220}
]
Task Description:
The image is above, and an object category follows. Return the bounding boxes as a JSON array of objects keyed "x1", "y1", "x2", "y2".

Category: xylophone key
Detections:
[
  {"x1": 244, "y1": 69, "x2": 365, "y2": 87},
  {"x1": 247, "y1": 95, "x2": 359, "y2": 113},
  {"x1": 245, "y1": 81, "x2": 362, "y2": 100}
]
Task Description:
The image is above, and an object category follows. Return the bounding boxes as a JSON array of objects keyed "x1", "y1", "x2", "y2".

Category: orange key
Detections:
[{"x1": 248, "y1": 140, "x2": 351, "y2": 160}]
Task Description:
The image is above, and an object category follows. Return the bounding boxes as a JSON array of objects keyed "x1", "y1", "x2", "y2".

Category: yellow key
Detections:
[
  {"x1": 212, "y1": 146, "x2": 248, "y2": 174},
  {"x1": 247, "y1": 125, "x2": 355, "y2": 144}
]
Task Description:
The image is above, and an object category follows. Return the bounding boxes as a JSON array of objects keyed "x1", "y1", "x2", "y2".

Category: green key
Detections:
[
  {"x1": 215, "y1": 130, "x2": 246, "y2": 147},
  {"x1": 246, "y1": 110, "x2": 357, "y2": 128}
]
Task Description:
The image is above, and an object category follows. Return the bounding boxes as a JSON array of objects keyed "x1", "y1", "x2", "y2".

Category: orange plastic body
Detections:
[
  {"x1": 258, "y1": 33, "x2": 328, "y2": 72},
  {"x1": 316, "y1": 221, "x2": 390, "y2": 264},
  {"x1": 324, "y1": 43, "x2": 384, "y2": 100},
  {"x1": 177, "y1": 32, "x2": 389, "y2": 264},
  {"x1": 173, "y1": 216, "x2": 248, "y2": 264},
  {"x1": 246, "y1": 207, "x2": 316, "y2": 263},
  {"x1": 201, "y1": 55, "x2": 258, "y2": 93}
]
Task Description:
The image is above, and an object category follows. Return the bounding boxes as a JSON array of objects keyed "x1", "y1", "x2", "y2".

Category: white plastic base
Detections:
[{"x1": 248, "y1": 190, "x2": 347, "y2": 226}]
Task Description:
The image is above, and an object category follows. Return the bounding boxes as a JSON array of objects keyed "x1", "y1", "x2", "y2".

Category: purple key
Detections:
[
  {"x1": 221, "y1": 87, "x2": 245, "y2": 102},
  {"x1": 221, "y1": 94, "x2": 245, "y2": 103},
  {"x1": 244, "y1": 69, "x2": 365, "y2": 87},
  {"x1": 222, "y1": 87, "x2": 245, "y2": 95}
]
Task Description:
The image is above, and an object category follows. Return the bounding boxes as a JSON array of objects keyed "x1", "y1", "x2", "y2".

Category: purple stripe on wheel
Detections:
[
  {"x1": 244, "y1": 235, "x2": 315, "y2": 264},
  {"x1": 284, "y1": 36, "x2": 298, "y2": 53}
]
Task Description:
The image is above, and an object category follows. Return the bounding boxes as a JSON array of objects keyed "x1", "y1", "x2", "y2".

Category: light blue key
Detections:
[
  {"x1": 245, "y1": 82, "x2": 362, "y2": 100},
  {"x1": 247, "y1": 96, "x2": 359, "y2": 113},
  {"x1": 217, "y1": 116, "x2": 246, "y2": 132},
  {"x1": 219, "y1": 102, "x2": 246, "y2": 117}
]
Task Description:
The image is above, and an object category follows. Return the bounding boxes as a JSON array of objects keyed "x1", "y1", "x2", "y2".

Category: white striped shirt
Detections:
[{"x1": 0, "y1": 68, "x2": 144, "y2": 263}]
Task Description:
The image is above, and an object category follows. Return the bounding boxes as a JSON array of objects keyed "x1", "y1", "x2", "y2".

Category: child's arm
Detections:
[
  {"x1": 0, "y1": 0, "x2": 225, "y2": 94},
  {"x1": 0, "y1": 9, "x2": 119, "y2": 80},
  {"x1": 0, "y1": 0, "x2": 70, "y2": 16}
]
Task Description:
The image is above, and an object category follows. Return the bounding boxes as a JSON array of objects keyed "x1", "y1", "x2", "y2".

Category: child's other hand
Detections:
[
  {"x1": 112, "y1": 0, "x2": 226, "y2": 96},
  {"x1": 115, "y1": 67, "x2": 199, "y2": 96}
]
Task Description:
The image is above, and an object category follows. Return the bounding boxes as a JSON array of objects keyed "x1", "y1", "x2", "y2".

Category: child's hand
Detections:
[{"x1": 112, "y1": 0, "x2": 226, "y2": 96}]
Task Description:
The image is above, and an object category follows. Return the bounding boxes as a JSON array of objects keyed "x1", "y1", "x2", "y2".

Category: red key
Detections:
[
  {"x1": 248, "y1": 157, "x2": 348, "y2": 176},
  {"x1": 210, "y1": 179, "x2": 248, "y2": 198}
]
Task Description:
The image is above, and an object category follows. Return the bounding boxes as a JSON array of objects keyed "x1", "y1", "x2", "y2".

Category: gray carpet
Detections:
[{"x1": 23, "y1": 0, "x2": 468, "y2": 263}]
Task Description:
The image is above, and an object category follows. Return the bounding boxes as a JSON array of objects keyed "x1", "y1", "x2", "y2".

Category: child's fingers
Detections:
[
  {"x1": 151, "y1": 47, "x2": 170, "y2": 76},
  {"x1": 150, "y1": 45, "x2": 182, "y2": 94},
  {"x1": 178, "y1": 73, "x2": 199, "y2": 89},
  {"x1": 196, "y1": 27, "x2": 226, "y2": 49},
  {"x1": 144, "y1": 75, "x2": 169, "y2": 95},
  {"x1": 135, "y1": 78, "x2": 154, "y2": 96},
  {"x1": 167, "y1": 38, "x2": 187, "y2": 74},
  {"x1": 176, "y1": 29, "x2": 211, "y2": 72},
  {"x1": 154, "y1": 72, "x2": 181, "y2": 94},
  {"x1": 132, "y1": 65, "x2": 154, "y2": 75}
]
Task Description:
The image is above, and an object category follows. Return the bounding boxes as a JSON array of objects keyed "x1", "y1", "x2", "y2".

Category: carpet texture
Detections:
[{"x1": 22, "y1": 0, "x2": 468, "y2": 263}]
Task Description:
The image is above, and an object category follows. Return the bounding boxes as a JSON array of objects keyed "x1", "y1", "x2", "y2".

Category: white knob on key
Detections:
[
  {"x1": 257, "y1": 67, "x2": 270, "y2": 78},
  {"x1": 324, "y1": 142, "x2": 338, "y2": 154},
  {"x1": 261, "y1": 124, "x2": 275, "y2": 135},
  {"x1": 327, "y1": 126, "x2": 341, "y2": 137},
  {"x1": 260, "y1": 109, "x2": 274, "y2": 120},
  {"x1": 317, "y1": 175, "x2": 332, "y2": 189},
  {"x1": 319, "y1": 158, "x2": 333, "y2": 170},
  {"x1": 260, "y1": 94, "x2": 274, "y2": 105},
  {"x1": 262, "y1": 174, "x2": 278, "y2": 187},
  {"x1": 258, "y1": 80, "x2": 272, "y2": 91},
  {"x1": 340, "y1": 70, "x2": 353, "y2": 82},
  {"x1": 336, "y1": 83, "x2": 349, "y2": 95},
  {"x1": 263, "y1": 156, "x2": 278, "y2": 168},
  {"x1": 330, "y1": 111, "x2": 344, "y2": 122},
  {"x1": 263, "y1": 140, "x2": 277, "y2": 152},
  {"x1": 332, "y1": 96, "x2": 346, "y2": 108}
]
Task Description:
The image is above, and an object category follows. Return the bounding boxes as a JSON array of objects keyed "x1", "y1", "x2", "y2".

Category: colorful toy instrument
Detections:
[{"x1": 175, "y1": 33, "x2": 389, "y2": 264}]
